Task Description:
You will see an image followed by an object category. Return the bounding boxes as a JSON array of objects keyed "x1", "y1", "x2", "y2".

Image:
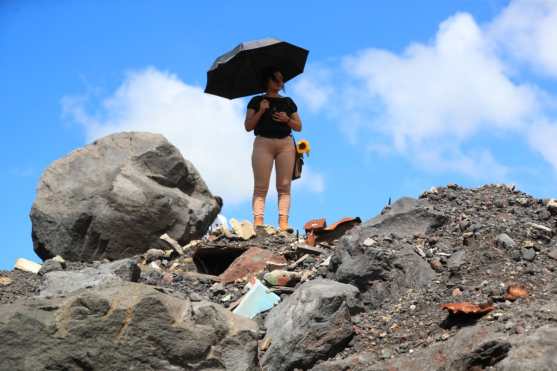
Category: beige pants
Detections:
[{"x1": 252, "y1": 135, "x2": 295, "y2": 218}]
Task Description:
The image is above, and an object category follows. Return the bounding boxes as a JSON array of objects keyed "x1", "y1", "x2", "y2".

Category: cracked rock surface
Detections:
[{"x1": 30, "y1": 132, "x2": 221, "y2": 262}]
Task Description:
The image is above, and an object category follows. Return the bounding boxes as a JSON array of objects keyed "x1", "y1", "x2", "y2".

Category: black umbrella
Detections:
[{"x1": 204, "y1": 38, "x2": 309, "y2": 99}]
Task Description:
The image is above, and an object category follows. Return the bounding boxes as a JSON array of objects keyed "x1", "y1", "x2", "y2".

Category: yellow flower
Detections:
[{"x1": 296, "y1": 139, "x2": 310, "y2": 156}]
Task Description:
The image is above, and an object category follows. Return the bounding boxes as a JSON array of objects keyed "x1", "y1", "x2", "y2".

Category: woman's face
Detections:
[{"x1": 267, "y1": 71, "x2": 284, "y2": 90}]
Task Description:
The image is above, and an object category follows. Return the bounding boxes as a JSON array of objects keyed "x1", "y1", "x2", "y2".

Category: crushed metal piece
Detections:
[
  {"x1": 219, "y1": 246, "x2": 287, "y2": 284},
  {"x1": 504, "y1": 285, "x2": 528, "y2": 301},
  {"x1": 441, "y1": 302, "x2": 495, "y2": 315},
  {"x1": 304, "y1": 218, "x2": 326, "y2": 232},
  {"x1": 304, "y1": 217, "x2": 361, "y2": 245}
]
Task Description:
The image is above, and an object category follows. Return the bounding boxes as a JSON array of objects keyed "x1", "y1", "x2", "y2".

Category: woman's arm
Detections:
[
  {"x1": 244, "y1": 99, "x2": 269, "y2": 131},
  {"x1": 287, "y1": 112, "x2": 302, "y2": 132}
]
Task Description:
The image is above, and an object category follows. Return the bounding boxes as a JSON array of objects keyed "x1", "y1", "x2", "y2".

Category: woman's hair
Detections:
[{"x1": 260, "y1": 66, "x2": 285, "y2": 91}]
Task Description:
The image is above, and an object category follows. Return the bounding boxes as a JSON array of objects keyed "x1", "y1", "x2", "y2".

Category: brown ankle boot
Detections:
[
  {"x1": 254, "y1": 216, "x2": 264, "y2": 227},
  {"x1": 279, "y1": 215, "x2": 289, "y2": 231}
]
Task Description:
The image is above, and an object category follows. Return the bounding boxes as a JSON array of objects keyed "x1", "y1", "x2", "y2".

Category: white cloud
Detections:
[
  {"x1": 291, "y1": 66, "x2": 334, "y2": 112},
  {"x1": 294, "y1": 4, "x2": 557, "y2": 178},
  {"x1": 489, "y1": 0, "x2": 557, "y2": 78},
  {"x1": 336, "y1": 13, "x2": 539, "y2": 177},
  {"x1": 528, "y1": 122, "x2": 557, "y2": 170},
  {"x1": 63, "y1": 67, "x2": 325, "y2": 205},
  {"x1": 294, "y1": 166, "x2": 325, "y2": 193}
]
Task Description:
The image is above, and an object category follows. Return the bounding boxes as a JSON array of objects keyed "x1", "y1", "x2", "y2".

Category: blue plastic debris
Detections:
[{"x1": 232, "y1": 278, "x2": 280, "y2": 319}]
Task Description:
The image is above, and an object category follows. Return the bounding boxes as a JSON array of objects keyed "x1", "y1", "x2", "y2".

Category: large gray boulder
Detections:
[
  {"x1": 331, "y1": 198, "x2": 441, "y2": 308},
  {"x1": 262, "y1": 279, "x2": 362, "y2": 371},
  {"x1": 0, "y1": 282, "x2": 259, "y2": 370},
  {"x1": 30, "y1": 132, "x2": 221, "y2": 262}
]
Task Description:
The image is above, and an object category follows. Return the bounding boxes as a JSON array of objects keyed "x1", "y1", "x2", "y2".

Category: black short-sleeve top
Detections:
[{"x1": 247, "y1": 95, "x2": 298, "y2": 138}]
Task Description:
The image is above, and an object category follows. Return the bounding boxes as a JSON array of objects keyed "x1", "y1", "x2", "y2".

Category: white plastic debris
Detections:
[
  {"x1": 160, "y1": 233, "x2": 184, "y2": 255},
  {"x1": 233, "y1": 278, "x2": 280, "y2": 319},
  {"x1": 211, "y1": 214, "x2": 229, "y2": 231},
  {"x1": 14, "y1": 258, "x2": 42, "y2": 274},
  {"x1": 229, "y1": 218, "x2": 256, "y2": 240}
]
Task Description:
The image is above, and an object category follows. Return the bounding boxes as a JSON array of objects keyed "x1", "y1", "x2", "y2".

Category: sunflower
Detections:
[{"x1": 296, "y1": 139, "x2": 311, "y2": 156}]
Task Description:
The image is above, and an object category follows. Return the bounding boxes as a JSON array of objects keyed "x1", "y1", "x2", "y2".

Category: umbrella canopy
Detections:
[{"x1": 204, "y1": 38, "x2": 309, "y2": 99}]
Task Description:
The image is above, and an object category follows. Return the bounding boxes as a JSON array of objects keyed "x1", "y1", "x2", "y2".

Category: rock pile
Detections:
[{"x1": 2, "y1": 133, "x2": 557, "y2": 370}]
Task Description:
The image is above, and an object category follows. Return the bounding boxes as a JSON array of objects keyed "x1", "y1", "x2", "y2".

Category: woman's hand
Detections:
[
  {"x1": 259, "y1": 99, "x2": 270, "y2": 112},
  {"x1": 272, "y1": 111, "x2": 290, "y2": 123}
]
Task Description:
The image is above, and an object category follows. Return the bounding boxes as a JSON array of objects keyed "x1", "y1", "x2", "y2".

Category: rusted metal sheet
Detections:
[
  {"x1": 440, "y1": 302, "x2": 495, "y2": 315},
  {"x1": 504, "y1": 284, "x2": 528, "y2": 301},
  {"x1": 304, "y1": 218, "x2": 326, "y2": 232},
  {"x1": 219, "y1": 246, "x2": 287, "y2": 284},
  {"x1": 304, "y1": 216, "x2": 362, "y2": 245}
]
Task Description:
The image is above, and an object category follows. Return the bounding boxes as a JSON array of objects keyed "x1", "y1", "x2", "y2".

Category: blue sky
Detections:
[{"x1": 2, "y1": 0, "x2": 557, "y2": 270}]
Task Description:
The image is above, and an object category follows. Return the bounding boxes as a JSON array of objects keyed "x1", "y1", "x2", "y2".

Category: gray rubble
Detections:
[{"x1": 3, "y1": 180, "x2": 557, "y2": 370}]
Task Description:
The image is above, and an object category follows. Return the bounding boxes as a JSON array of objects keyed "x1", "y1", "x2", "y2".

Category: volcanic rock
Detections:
[
  {"x1": 0, "y1": 282, "x2": 259, "y2": 370},
  {"x1": 262, "y1": 279, "x2": 362, "y2": 371},
  {"x1": 360, "y1": 197, "x2": 447, "y2": 238},
  {"x1": 30, "y1": 132, "x2": 221, "y2": 262}
]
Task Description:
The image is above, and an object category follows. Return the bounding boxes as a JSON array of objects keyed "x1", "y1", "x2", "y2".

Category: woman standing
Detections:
[{"x1": 244, "y1": 66, "x2": 302, "y2": 231}]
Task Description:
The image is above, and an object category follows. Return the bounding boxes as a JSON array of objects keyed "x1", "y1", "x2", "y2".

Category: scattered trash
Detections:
[
  {"x1": 232, "y1": 278, "x2": 281, "y2": 319},
  {"x1": 144, "y1": 248, "x2": 166, "y2": 263},
  {"x1": 504, "y1": 284, "x2": 528, "y2": 301},
  {"x1": 264, "y1": 270, "x2": 301, "y2": 287},
  {"x1": 229, "y1": 218, "x2": 256, "y2": 240},
  {"x1": 414, "y1": 245, "x2": 426, "y2": 258},
  {"x1": 149, "y1": 261, "x2": 162, "y2": 271},
  {"x1": 221, "y1": 293, "x2": 233, "y2": 302},
  {"x1": 211, "y1": 214, "x2": 229, "y2": 231},
  {"x1": 263, "y1": 225, "x2": 278, "y2": 235},
  {"x1": 303, "y1": 217, "x2": 361, "y2": 246},
  {"x1": 14, "y1": 258, "x2": 42, "y2": 274},
  {"x1": 260, "y1": 336, "x2": 272, "y2": 352},
  {"x1": 0, "y1": 276, "x2": 12, "y2": 286},
  {"x1": 440, "y1": 302, "x2": 495, "y2": 315},
  {"x1": 304, "y1": 218, "x2": 327, "y2": 231},
  {"x1": 219, "y1": 246, "x2": 287, "y2": 284},
  {"x1": 320, "y1": 255, "x2": 332, "y2": 267},
  {"x1": 289, "y1": 254, "x2": 310, "y2": 270},
  {"x1": 160, "y1": 233, "x2": 184, "y2": 255},
  {"x1": 304, "y1": 218, "x2": 326, "y2": 246},
  {"x1": 295, "y1": 243, "x2": 326, "y2": 255},
  {"x1": 363, "y1": 238, "x2": 376, "y2": 247}
]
